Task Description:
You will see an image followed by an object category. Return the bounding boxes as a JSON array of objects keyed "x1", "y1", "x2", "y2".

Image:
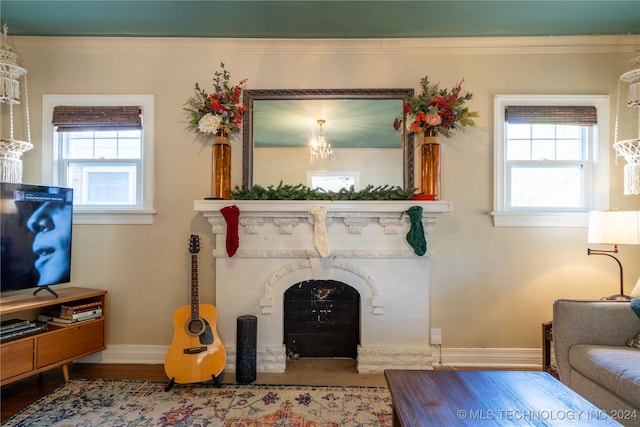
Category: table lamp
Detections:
[{"x1": 587, "y1": 211, "x2": 640, "y2": 300}]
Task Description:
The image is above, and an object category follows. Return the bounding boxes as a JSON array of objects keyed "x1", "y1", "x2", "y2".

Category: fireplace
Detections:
[
  {"x1": 195, "y1": 200, "x2": 451, "y2": 373},
  {"x1": 284, "y1": 280, "x2": 360, "y2": 359}
]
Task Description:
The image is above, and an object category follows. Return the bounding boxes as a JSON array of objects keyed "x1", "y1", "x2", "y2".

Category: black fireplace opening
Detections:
[{"x1": 284, "y1": 280, "x2": 360, "y2": 359}]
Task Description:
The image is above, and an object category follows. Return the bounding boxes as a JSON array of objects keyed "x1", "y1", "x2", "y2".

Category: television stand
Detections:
[
  {"x1": 0, "y1": 287, "x2": 107, "y2": 386},
  {"x1": 33, "y1": 285, "x2": 59, "y2": 298}
]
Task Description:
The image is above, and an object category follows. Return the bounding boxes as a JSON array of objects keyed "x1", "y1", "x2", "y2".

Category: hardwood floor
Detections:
[{"x1": 1, "y1": 359, "x2": 387, "y2": 422}]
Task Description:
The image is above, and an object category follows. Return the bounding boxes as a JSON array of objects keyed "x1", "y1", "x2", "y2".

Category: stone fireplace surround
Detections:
[{"x1": 195, "y1": 200, "x2": 451, "y2": 373}]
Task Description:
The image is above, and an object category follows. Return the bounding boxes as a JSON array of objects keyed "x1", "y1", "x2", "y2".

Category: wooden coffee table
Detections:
[{"x1": 384, "y1": 370, "x2": 621, "y2": 426}]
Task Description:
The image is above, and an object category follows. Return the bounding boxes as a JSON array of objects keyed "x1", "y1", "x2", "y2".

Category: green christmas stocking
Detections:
[{"x1": 403, "y1": 206, "x2": 427, "y2": 256}]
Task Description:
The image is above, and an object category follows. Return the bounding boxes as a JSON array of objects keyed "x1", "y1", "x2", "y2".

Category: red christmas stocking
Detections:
[{"x1": 220, "y1": 205, "x2": 240, "y2": 257}]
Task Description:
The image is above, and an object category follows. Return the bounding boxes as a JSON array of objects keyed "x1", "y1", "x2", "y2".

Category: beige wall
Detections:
[{"x1": 11, "y1": 35, "x2": 640, "y2": 351}]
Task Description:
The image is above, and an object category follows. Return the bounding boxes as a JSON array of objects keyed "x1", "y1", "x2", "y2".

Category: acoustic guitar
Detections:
[{"x1": 164, "y1": 235, "x2": 226, "y2": 389}]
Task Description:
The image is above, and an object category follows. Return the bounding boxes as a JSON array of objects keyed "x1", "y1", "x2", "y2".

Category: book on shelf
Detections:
[
  {"x1": 37, "y1": 313, "x2": 54, "y2": 323},
  {"x1": 0, "y1": 321, "x2": 32, "y2": 335},
  {"x1": 0, "y1": 322, "x2": 48, "y2": 343},
  {"x1": 0, "y1": 319, "x2": 34, "y2": 334},
  {"x1": 0, "y1": 318, "x2": 31, "y2": 332},
  {"x1": 37, "y1": 308, "x2": 61, "y2": 322},
  {"x1": 47, "y1": 319, "x2": 75, "y2": 327},
  {"x1": 58, "y1": 307, "x2": 102, "y2": 320},
  {"x1": 0, "y1": 322, "x2": 36, "y2": 334},
  {"x1": 41, "y1": 311, "x2": 102, "y2": 326},
  {"x1": 61, "y1": 300, "x2": 102, "y2": 313},
  {"x1": 65, "y1": 311, "x2": 102, "y2": 322},
  {"x1": 37, "y1": 313, "x2": 72, "y2": 324}
]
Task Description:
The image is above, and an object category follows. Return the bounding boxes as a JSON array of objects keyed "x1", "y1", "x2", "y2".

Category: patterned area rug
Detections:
[{"x1": 3, "y1": 379, "x2": 393, "y2": 426}]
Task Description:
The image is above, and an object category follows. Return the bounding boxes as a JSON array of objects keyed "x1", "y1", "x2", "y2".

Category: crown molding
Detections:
[{"x1": 12, "y1": 35, "x2": 640, "y2": 56}]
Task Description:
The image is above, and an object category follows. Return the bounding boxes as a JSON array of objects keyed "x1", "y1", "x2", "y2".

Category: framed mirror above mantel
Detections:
[{"x1": 242, "y1": 88, "x2": 415, "y2": 191}]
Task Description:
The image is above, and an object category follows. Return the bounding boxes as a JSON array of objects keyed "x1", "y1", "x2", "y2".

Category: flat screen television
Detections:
[{"x1": 1, "y1": 182, "x2": 73, "y2": 296}]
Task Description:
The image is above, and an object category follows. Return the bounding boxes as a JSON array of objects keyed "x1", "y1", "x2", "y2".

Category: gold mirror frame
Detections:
[{"x1": 242, "y1": 88, "x2": 415, "y2": 189}]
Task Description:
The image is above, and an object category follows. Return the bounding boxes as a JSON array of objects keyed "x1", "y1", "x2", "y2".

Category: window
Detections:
[
  {"x1": 42, "y1": 95, "x2": 155, "y2": 224},
  {"x1": 308, "y1": 171, "x2": 360, "y2": 192},
  {"x1": 492, "y1": 95, "x2": 609, "y2": 227}
]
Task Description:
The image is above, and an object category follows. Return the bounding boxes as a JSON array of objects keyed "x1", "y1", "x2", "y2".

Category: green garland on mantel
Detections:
[{"x1": 230, "y1": 183, "x2": 417, "y2": 201}]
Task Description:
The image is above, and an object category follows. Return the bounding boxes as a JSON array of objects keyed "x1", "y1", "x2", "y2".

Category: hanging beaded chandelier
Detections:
[
  {"x1": 0, "y1": 25, "x2": 33, "y2": 183},
  {"x1": 614, "y1": 53, "x2": 640, "y2": 195}
]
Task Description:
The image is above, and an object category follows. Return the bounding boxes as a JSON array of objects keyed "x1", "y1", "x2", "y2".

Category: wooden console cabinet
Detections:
[{"x1": 0, "y1": 287, "x2": 107, "y2": 385}]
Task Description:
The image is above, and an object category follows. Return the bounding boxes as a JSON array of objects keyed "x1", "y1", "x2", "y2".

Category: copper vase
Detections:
[
  {"x1": 421, "y1": 135, "x2": 441, "y2": 200},
  {"x1": 212, "y1": 136, "x2": 231, "y2": 199}
]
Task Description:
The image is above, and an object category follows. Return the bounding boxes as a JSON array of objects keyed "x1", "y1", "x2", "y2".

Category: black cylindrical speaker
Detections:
[{"x1": 236, "y1": 315, "x2": 257, "y2": 384}]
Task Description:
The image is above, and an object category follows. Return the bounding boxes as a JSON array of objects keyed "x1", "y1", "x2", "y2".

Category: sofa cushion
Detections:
[{"x1": 569, "y1": 344, "x2": 640, "y2": 409}]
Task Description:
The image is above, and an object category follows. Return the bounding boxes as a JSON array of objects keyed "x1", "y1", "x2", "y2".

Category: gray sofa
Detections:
[{"x1": 553, "y1": 299, "x2": 640, "y2": 427}]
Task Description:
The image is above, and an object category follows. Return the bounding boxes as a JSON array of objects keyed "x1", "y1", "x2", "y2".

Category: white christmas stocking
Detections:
[{"x1": 310, "y1": 205, "x2": 330, "y2": 257}]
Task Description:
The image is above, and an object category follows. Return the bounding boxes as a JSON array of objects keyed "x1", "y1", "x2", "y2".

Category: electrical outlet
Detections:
[{"x1": 430, "y1": 328, "x2": 442, "y2": 345}]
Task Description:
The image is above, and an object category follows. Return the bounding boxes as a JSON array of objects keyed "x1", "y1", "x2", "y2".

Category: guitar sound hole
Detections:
[{"x1": 187, "y1": 319, "x2": 205, "y2": 335}]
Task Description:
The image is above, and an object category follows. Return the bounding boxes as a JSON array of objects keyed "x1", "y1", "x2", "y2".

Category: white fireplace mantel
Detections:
[
  {"x1": 194, "y1": 199, "x2": 453, "y2": 217},
  {"x1": 195, "y1": 199, "x2": 452, "y2": 258},
  {"x1": 194, "y1": 199, "x2": 452, "y2": 373}
]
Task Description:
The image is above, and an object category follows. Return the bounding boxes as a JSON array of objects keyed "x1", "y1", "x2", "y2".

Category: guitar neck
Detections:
[{"x1": 191, "y1": 253, "x2": 199, "y2": 320}]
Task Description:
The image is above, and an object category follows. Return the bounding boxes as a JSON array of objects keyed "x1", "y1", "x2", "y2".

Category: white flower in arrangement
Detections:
[{"x1": 197, "y1": 113, "x2": 222, "y2": 135}]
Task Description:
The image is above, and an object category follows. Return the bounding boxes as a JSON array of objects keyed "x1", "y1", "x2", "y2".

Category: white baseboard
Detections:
[
  {"x1": 78, "y1": 345, "x2": 543, "y2": 371},
  {"x1": 431, "y1": 347, "x2": 542, "y2": 370}
]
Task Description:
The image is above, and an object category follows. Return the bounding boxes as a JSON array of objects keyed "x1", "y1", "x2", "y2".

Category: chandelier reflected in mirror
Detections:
[{"x1": 309, "y1": 119, "x2": 334, "y2": 163}]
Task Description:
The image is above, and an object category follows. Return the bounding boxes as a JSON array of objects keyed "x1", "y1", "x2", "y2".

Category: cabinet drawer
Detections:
[
  {"x1": 1, "y1": 339, "x2": 34, "y2": 381},
  {"x1": 36, "y1": 320, "x2": 105, "y2": 368}
]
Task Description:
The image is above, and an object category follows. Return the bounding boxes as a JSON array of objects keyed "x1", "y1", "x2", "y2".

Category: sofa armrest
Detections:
[{"x1": 552, "y1": 299, "x2": 640, "y2": 386}]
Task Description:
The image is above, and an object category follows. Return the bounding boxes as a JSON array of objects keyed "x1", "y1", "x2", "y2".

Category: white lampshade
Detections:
[{"x1": 588, "y1": 211, "x2": 640, "y2": 245}]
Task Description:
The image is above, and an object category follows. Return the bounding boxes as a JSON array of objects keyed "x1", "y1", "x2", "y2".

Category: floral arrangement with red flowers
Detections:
[
  {"x1": 185, "y1": 62, "x2": 247, "y2": 137},
  {"x1": 394, "y1": 76, "x2": 479, "y2": 138}
]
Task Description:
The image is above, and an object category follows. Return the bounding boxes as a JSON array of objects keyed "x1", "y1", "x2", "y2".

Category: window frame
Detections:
[
  {"x1": 42, "y1": 94, "x2": 155, "y2": 225},
  {"x1": 492, "y1": 95, "x2": 609, "y2": 227}
]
